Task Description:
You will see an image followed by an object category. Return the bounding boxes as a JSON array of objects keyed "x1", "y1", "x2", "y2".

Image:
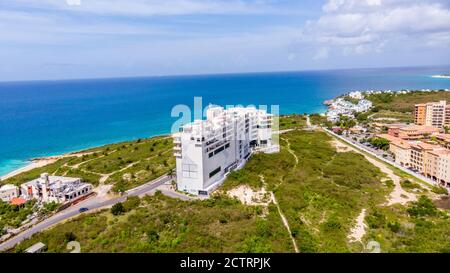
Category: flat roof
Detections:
[{"x1": 25, "y1": 242, "x2": 46, "y2": 253}]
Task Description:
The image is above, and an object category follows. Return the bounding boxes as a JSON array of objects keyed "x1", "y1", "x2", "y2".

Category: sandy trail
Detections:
[
  {"x1": 330, "y1": 139, "x2": 416, "y2": 206},
  {"x1": 261, "y1": 175, "x2": 299, "y2": 253},
  {"x1": 348, "y1": 209, "x2": 367, "y2": 243},
  {"x1": 283, "y1": 138, "x2": 299, "y2": 166}
]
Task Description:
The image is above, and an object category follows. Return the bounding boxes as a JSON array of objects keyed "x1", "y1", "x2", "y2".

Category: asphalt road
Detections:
[{"x1": 0, "y1": 175, "x2": 171, "y2": 252}]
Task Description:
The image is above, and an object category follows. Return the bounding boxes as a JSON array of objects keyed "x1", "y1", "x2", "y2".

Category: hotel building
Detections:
[
  {"x1": 380, "y1": 134, "x2": 450, "y2": 187},
  {"x1": 387, "y1": 124, "x2": 442, "y2": 140},
  {"x1": 20, "y1": 173, "x2": 93, "y2": 204},
  {"x1": 414, "y1": 100, "x2": 449, "y2": 128},
  {"x1": 173, "y1": 106, "x2": 279, "y2": 195}
]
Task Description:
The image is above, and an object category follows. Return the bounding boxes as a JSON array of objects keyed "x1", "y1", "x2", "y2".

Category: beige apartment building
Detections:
[
  {"x1": 387, "y1": 124, "x2": 442, "y2": 140},
  {"x1": 415, "y1": 100, "x2": 449, "y2": 128},
  {"x1": 380, "y1": 134, "x2": 450, "y2": 187}
]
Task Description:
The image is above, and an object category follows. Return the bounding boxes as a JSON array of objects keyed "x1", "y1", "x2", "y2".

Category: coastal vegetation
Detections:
[
  {"x1": 11, "y1": 129, "x2": 394, "y2": 253},
  {"x1": 279, "y1": 115, "x2": 307, "y2": 130},
  {"x1": 365, "y1": 90, "x2": 450, "y2": 113},
  {"x1": 12, "y1": 193, "x2": 292, "y2": 253},
  {"x1": 0, "y1": 136, "x2": 175, "y2": 192},
  {"x1": 4, "y1": 127, "x2": 450, "y2": 253}
]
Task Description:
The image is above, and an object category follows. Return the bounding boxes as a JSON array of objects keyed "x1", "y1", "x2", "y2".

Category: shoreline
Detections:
[
  {"x1": 0, "y1": 134, "x2": 172, "y2": 182},
  {"x1": 0, "y1": 151, "x2": 95, "y2": 181}
]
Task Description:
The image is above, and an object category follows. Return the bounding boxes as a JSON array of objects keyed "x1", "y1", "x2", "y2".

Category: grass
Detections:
[
  {"x1": 366, "y1": 90, "x2": 450, "y2": 113},
  {"x1": 370, "y1": 110, "x2": 414, "y2": 123},
  {"x1": 6, "y1": 129, "x2": 450, "y2": 253},
  {"x1": 220, "y1": 130, "x2": 389, "y2": 252},
  {"x1": 1, "y1": 136, "x2": 174, "y2": 192},
  {"x1": 12, "y1": 193, "x2": 292, "y2": 253},
  {"x1": 365, "y1": 198, "x2": 450, "y2": 253},
  {"x1": 279, "y1": 115, "x2": 307, "y2": 130}
]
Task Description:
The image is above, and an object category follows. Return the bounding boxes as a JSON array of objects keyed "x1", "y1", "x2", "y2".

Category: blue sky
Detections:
[{"x1": 0, "y1": 0, "x2": 449, "y2": 81}]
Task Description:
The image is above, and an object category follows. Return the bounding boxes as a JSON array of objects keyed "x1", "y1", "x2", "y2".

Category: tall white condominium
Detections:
[{"x1": 173, "y1": 106, "x2": 279, "y2": 195}]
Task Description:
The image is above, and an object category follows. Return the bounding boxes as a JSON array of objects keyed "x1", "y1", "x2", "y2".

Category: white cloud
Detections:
[
  {"x1": 304, "y1": 0, "x2": 450, "y2": 58},
  {"x1": 313, "y1": 47, "x2": 329, "y2": 60},
  {"x1": 5, "y1": 0, "x2": 290, "y2": 16}
]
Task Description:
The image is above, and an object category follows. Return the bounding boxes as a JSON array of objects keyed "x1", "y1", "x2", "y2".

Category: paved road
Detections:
[
  {"x1": 0, "y1": 175, "x2": 171, "y2": 252},
  {"x1": 323, "y1": 128, "x2": 438, "y2": 187}
]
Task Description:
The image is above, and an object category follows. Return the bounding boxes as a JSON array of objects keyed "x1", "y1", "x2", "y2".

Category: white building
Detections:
[
  {"x1": 348, "y1": 91, "x2": 364, "y2": 100},
  {"x1": 20, "y1": 173, "x2": 93, "y2": 204},
  {"x1": 173, "y1": 106, "x2": 278, "y2": 195},
  {"x1": 0, "y1": 184, "x2": 20, "y2": 202},
  {"x1": 326, "y1": 98, "x2": 372, "y2": 122}
]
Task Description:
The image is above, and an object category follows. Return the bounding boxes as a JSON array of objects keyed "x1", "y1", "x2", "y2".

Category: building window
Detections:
[
  {"x1": 209, "y1": 167, "x2": 221, "y2": 178},
  {"x1": 182, "y1": 164, "x2": 198, "y2": 178}
]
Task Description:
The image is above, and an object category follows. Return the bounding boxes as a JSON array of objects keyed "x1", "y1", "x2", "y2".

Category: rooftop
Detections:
[{"x1": 10, "y1": 197, "x2": 27, "y2": 206}]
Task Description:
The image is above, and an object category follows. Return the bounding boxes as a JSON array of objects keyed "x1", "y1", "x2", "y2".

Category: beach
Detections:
[
  {"x1": 431, "y1": 75, "x2": 450, "y2": 79},
  {"x1": 0, "y1": 151, "x2": 93, "y2": 181}
]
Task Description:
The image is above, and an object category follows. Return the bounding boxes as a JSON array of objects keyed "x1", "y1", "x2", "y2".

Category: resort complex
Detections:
[
  {"x1": 0, "y1": 173, "x2": 92, "y2": 205},
  {"x1": 414, "y1": 100, "x2": 450, "y2": 128},
  {"x1": 378, "y1": 120, "x2": 450, "y2": 187},
  {"x1": 326, "y1": 93, "x2": 373, "y2": 122},
  {"x1": 172, "y1": 106, "x2": 279, "y2": 195}
]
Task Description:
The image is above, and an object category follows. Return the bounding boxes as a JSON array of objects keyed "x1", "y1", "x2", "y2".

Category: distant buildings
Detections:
[
  {"x1": 379, "y1": 131, "x2": 450, "y2": 188},
  {"x1": 0, "y1": 184, "x2": 20, "y2": 202},
  {"x1": 1, "y1": 174, "x2": 93, "y2": 205},
  {"x1": 20, "y1": 173, "x2": 93, "y2": 204},
  {"x1": 387, "y1": 124, "x2": 442, "y2": 140},
  {"x1": 414, "y1": 100, "x2": 450, "y2": 129},
  {"x1": 173, "y1": 106, "x2": 278, "y2": 196},
  {"x1": 326, "y1": 97, "x2": 373, "y2": 122}
]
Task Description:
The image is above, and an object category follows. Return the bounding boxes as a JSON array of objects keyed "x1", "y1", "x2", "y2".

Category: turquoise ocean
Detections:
[{"x1": 1, "y1": 66, "x2": 450, "y2": 176}]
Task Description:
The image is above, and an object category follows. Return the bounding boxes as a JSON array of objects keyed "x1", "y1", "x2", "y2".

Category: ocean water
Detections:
[{"x1": 1, "y1": 66, "x2": 450, "y2": 176}]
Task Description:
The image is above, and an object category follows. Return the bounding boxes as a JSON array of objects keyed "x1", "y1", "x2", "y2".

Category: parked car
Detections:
[{"x1": 79, "y1": 207, "x2": 89, "y2": 213}]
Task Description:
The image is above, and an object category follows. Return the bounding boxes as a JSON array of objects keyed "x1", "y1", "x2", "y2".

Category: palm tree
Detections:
[{"x1": 167, "y1": 168, "x2": 176, "y2": 178}]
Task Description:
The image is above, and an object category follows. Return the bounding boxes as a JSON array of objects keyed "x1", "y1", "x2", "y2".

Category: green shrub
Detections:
[
  {"x1": 407, "y1": 196, "x2": 438, "y2": 218},
  {"x1": 111, "y1": 203, "x2": 125, "y2": 216},
  {"x1": 431, "y1": 186, "x2": 448, "y2": 195}
]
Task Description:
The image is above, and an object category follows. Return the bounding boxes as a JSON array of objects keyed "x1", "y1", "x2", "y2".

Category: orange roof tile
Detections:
[{"x1": 10, "y1": 197, "x2": 27, "y2": 206}]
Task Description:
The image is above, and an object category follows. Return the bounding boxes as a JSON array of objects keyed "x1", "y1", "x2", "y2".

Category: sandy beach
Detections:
[
  {"x1": 431, "y1": 75, "x2": 450, "y2": 79},
  {"x1": 0, "y1": 151, "x2": 93, "y2": 181}
]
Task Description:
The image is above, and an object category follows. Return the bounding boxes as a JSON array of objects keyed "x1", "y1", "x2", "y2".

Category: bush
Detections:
[
  {"x1": 111, "y1": 203, "x2": 125, "y2": 216},
  {"x1": 401, "y1": 180, "x2": 421, "y2": 190},
  {"x1": 387, "y1": 221, "x2": 401, "y2": 233},
  {"x1": 368, "y1": 137, "x2": 390, "y2": 150},
  {"x1": 432, "y1": 186, "x2": 448, "y2": 195},
  {"x1": 123, "y1": 196, "x2": 141, "y2": 211},
  {"x1": 407, "y1": 196, "x2": 438, "y2": 218},
  {"x1": 64, "y1": 232, "x2": 77, "y2": 243},
  {"x1": 367, "y1": 210, "x2": 386, "y2": 229}
]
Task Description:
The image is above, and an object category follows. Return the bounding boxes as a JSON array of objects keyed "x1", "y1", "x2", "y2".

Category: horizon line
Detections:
[{"x1": 1, "y1": 64, "x2": 450, "y2": 84}]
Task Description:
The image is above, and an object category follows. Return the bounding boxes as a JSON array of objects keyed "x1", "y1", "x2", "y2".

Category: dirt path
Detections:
[
  {"x1": 282, "y1": 138, "x2": 299, "y2": 167},
  {"x1": 260, "y1": 175, "x2": 299, "y2": 253},
  {"x1": 329, "y1": 138, "x2": 416, "y2": 206},
  {"x1": 306, "y1": 115, "x2": 312, "y2": 127},
  {"x1": 348, "y1": 209, "x2": 367, "y2": 243}
]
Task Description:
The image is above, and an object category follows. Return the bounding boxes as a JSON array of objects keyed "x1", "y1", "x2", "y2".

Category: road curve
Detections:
[{"x1": 0, "y1": 175, "x2": 171, "y2": 252}]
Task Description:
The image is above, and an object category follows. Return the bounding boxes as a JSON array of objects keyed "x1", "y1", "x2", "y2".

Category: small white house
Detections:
[{"x1": 0, "y1": 184, "x2": 20, "y2": 202}]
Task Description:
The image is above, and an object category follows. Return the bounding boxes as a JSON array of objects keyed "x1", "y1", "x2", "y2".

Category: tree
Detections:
[
  {"x1": 407, "y1": 196, "x2": 438, "y2": 218},
  {"x1": 64, "y1": 232, "x2": 77, "y2": 243},
  {"x1": 369, "y1": 137, "x2": 390, "y2": 150},
  {"x1": 111, "y1": 202, "x2": 125, "y2": 216}
]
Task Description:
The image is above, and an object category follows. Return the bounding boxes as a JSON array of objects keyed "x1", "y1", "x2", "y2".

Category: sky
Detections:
[{"x1": 0, "y1": 0, "x2": 449, "y2": 81}]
